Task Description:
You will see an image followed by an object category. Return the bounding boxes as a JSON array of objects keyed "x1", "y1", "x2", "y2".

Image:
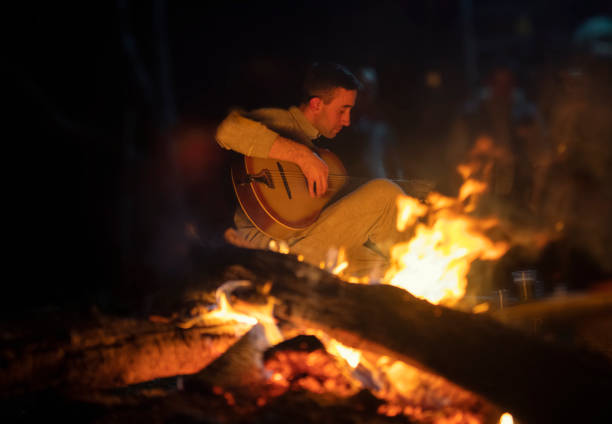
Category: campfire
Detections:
[
  {"x1": 160, "y1": 153, "x2": 517, "y2": 424},
  {"x1": 174, "y1": 280, "x2": 505, "y2": 424},
  {"x1": 2, "y1": 147, "x2": 611, "y2": 424}
]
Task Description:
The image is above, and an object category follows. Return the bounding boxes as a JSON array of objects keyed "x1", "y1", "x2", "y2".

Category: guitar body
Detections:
[{"x1": 231, "y1": 149, "x2": 347, "y2": 239}]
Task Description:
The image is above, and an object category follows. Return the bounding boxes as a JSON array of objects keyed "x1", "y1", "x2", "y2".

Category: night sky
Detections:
[{"x1": 6, "y1": 1, "x2": 611, "y2": 314}]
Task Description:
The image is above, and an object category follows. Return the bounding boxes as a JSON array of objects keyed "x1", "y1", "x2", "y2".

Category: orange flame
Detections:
[
  {"x1": 205, "y1": 289, "x2": 258, "y2": 327},
  {"x1": 383, "y1": 147, "x2": 510, "y2": 306},
  {"x1": 326, "y1": 338, "x2": 361, "y2": 368},
  {"x1": 385, "y1": 204, "x2": 508, "y2": 306},
  {"x1": 181, "y1": 280, "x2": 282, "y2": 345}
]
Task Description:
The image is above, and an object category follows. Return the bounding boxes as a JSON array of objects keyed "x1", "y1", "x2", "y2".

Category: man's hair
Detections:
[{"x1": 302, "y1": 62, "x2": 362, "y2": 104}]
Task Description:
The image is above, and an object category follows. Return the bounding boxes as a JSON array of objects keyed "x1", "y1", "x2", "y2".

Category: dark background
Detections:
[{"x1": 6, "y1": 1, "x2": 611, "y2": 315}]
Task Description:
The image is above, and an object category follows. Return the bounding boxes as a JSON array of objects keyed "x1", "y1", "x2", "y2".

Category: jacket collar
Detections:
[{"x1": 289, "y1": 106, "x2": 320, "y2": 140}]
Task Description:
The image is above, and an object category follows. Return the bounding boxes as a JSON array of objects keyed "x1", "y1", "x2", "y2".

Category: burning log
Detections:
[
  {"x1": 0, "y1": 313, "x2": 248, "y2": 395},
  {"x1": 191, "y1": 245, "x2": 612, "y2": 424},
  {"x1": 3, "y1": 245, "x2": 611, "y2": 423}
]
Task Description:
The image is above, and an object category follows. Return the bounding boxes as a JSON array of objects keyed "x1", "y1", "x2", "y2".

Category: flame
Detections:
[
  {"x1": 382, "y1": 145, "x2": 510, "y2": 306},
  {"x1": 347, "y1": 275, "x2": 370, "y2": 284},
  {"x1": 499, "y1": 412, "x2": 513, "y2": 424},
  {"x1": 458, "y1": 179, "x2": 487, "y2": 202},
  {"x1": 317, "y1": 246, "x2": 351, "y2": 277},
  {"x1": 206, "y1": 289, "x2": 258, "y2": 326},
  {"x1": 268, "y1": 240, "x2": 290, "y2": 254},
  {"x1": 332, "y1": 261, "x2": 349, "y2": 275},
  {"x1": 178, "y1": 280, "x2": 282, "y2": 345},
  {"x1": 326, "y1": 339, "x2": 361, "y2": 368},
  {"x1": 396, "y1": 195, "x2": 428, "y2": 231},
  {"x1": 458, "y1": 179, "x2": 488, "y2": 212},
  {"x1": 385, "y1": 206, "x2": 508, "y2": 305},
  {"x1": 331, "y1": 247, "x2": 349, "y2": 276}
]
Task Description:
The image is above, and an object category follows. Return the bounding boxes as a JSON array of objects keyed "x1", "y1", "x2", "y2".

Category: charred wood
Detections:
[
  {"x1": 2, "y1": 244, "x2": 611, "y2": 424},
  {"x1": 0, "y1": 313, "x2": 245, "y2": 395},
  {"x1": 185, "y1": 245, "x2": 612, "y2": 424}
]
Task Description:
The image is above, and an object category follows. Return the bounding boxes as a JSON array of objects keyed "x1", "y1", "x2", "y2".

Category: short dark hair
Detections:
[{"x1": 302, "y1": 62, "x2": 361, "y2": 104}]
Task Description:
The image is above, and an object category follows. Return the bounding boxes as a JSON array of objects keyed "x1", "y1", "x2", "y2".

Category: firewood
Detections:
[
  {"x1": 182, "y1": 245, "x2": 612, "y2": 424},
  {"x1": 3, "y1": 244, "x2": 611, "y2": 424},
  {"x1": 0, "y1": 314, "x2": 246, "y2": 395}
]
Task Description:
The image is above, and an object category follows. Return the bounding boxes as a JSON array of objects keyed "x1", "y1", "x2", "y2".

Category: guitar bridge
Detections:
[{"x1": 242, "y1": 169, "x2": 275, "y2": 188}]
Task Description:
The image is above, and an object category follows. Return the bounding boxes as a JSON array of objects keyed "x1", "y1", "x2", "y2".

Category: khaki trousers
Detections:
[{"x1": 236, "y1": 179, "x2": 406, "y2": 280}]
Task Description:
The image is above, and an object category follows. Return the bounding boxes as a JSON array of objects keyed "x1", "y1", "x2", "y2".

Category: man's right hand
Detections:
[
  {"x1": 297, "y1": 150, "x2": 329, "y2": 198},
  {"x1": 268, "y1": 136, "x2": 329, "y2": 198}
]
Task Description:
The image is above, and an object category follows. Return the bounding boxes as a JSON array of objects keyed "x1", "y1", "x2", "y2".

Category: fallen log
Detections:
[
  {"x1": 489, "y1": 291, "x2": 612, "y2": 361},
  {"x1": 3, "y1": 245, "x2": 611, "y2": 424},
  {"x1": 0, "y1": 312, "x2": 247, "y2": 395},
  {"x1": 183, "y1": 245, "x2": 612, "y2": 424}
]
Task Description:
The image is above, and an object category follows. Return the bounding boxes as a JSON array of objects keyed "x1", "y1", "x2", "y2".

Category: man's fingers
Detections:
[
  {"x1": 299, "y1": 152, "x2": 329, "y2": 198},
  {"x1": 308, "y1": 177, "x2": 316, "y2": 198},
  {"x1": 320, "y1": 173, "x2": 328, "y2": 196}
]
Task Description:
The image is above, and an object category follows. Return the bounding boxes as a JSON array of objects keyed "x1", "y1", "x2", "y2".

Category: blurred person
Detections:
[
  {"x1": 215, "y1": 62, "x2": 408, "y2": 280},
  {"x1": 536, "y1": 32, "x2": 612, "y2": 288},
  {"x1": 443, "y1": 63, "x2": 549, "y2": 298},
  {"x1": 445, "y1": 62, "x2": 546, "y2": 206},
  {"x1": 510, "y1": 103, "x2": 550, "y2": 210}
]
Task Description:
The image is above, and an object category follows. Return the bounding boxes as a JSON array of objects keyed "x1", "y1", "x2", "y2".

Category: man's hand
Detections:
[
  {"x1": 269, "y1": 136, "x2": 329, "y2": 198},
  {"x1": 298, "y1": 151, "x2": 329, "y2": 198}
]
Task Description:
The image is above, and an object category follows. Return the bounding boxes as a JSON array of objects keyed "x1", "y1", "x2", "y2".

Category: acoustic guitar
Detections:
[{"x1": 231, "y1": 149, "x2": 348, "y2": 239}]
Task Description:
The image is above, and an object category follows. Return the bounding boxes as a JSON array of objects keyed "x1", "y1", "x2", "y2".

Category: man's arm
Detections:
[
  {"x1": 216, "y1": 110, "x2": 328, "y2": 197},
  {"x1": 215, "y1": 110, "x2": 279, "y2": 158}
]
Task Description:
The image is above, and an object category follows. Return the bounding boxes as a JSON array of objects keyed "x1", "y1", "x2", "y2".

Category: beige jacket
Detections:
[{"x1": 215, "y1": 106, "x2": 319, "y2": 157}]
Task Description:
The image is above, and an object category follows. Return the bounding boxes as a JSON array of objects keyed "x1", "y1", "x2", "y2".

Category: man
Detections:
[{"x1": 216, "y1": 63, "x2": 406, "y2": 280}]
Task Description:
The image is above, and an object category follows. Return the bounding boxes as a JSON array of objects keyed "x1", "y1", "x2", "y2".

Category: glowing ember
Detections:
[
  {"x1": 263, "y1": 342, "x2": 359, "y2": 397},
  {"x1": 261, "y1": 333, "x2": 490, "y2": 424}
]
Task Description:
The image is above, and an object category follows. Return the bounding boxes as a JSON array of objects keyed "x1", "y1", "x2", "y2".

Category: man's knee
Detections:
[{"x1": 361, "y1": 178, "x2": 404, "y2": 201}]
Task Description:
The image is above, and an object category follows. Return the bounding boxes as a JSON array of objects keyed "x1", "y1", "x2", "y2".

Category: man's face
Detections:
[{"x1": 312, "y1": 88, "x2": 357, "y2": 138}]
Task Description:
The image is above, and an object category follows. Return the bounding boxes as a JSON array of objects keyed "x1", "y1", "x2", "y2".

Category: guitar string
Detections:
[
  {"x1": 251, "y1": 172, "x2": 367, "y2": 183},
  {"x1": 257, "y1": 175, "x2": 420, "y2": 186},
  {"x1": 252, "y1": 170, "x2": 423, "y2": 183},
  {"x1": 252, "y1": 170, "x2": 349, "y2": 177},
  {"x1": 253, "y1": 176, "x2": 343, "y2": 189}
]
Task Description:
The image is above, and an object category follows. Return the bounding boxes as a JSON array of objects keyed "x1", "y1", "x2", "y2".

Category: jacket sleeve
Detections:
[{"x1": 215, "y1": 109, "x2": 279, "y2": 158}]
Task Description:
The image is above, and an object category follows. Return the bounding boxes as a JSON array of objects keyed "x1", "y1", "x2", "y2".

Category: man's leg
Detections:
[{"x1": 290, "y1": 179, "x2": 405, "y2": 279}]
